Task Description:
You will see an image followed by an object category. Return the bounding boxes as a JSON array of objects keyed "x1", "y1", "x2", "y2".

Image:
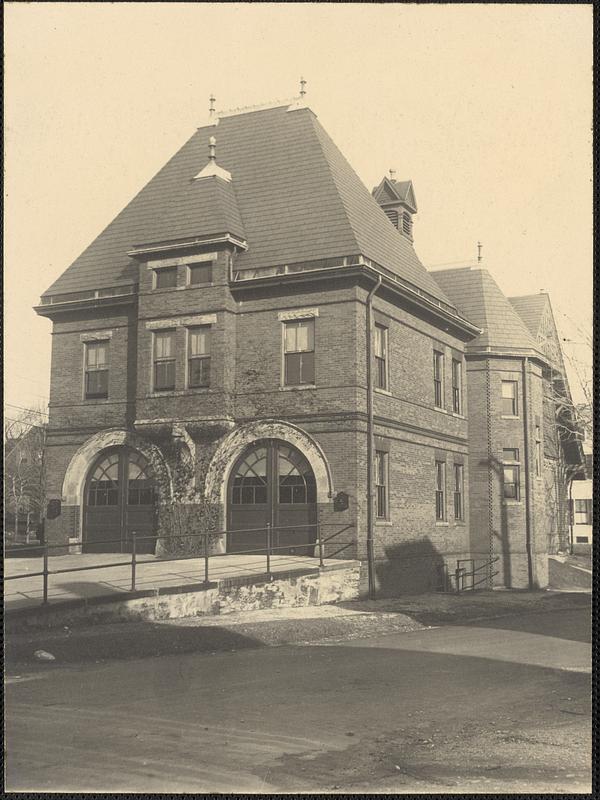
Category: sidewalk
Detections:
[
  {"x1": 5, "y1": 552, "x2": 333, "y2": 612},
  {"x1": 5, "y1": 589, "x2": 590, "y2": 672}
]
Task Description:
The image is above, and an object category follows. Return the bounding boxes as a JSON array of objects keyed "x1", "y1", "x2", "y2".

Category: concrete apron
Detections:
[{"x1": 5, "y1": 560, "x2": 361, "y2": 632}]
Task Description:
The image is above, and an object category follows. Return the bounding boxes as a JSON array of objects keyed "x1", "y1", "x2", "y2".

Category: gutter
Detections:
[
  {"x1": 521, "y1": 357, "x2": 534, "y2": 589},
  {"x1": 366, "y1": 273, "x2": 382, "y2": 599}
]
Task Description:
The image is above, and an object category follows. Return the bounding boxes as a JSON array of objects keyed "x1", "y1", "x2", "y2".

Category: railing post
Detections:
[
  {"x1": 42, "y1": 542, "x2": 49, "y2": 605},
  {"x1": 455, "y1": 563, "x2": 462, "y2": 594},
  {"x1": 204, "y1": 532, "x2": 209, "y2": 585},
  {"x1": 131, "y1": 532, "x2": 137, "y2": 592},
  {"x1": 317, "y1": 512, "x2": 324, "y2": 568},
  {"x1": 266, "y1": 522, "x2": 272, "y2": 579}
]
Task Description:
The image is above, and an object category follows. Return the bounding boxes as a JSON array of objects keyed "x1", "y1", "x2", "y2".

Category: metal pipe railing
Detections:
[{"x1": 5, "y1": 522, "x2": 357, "y2": 607}]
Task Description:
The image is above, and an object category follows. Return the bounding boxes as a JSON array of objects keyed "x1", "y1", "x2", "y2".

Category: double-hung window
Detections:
[
  {"x1": 433, "y1": 351, "x2": 444, "y2": 408},
  {"x1": 501, "y1": 381, "x2": 518, "y2": 416},
  {"x1": 153, "y1": 330, "x2": 176, "y2": 391},
  {"x1": 187, "y1": 326, "x2": 211, "y2": 388},
  {"x1": 85, "y1": 341, "x2": 109, "y2": 399},
  {"x1": 453, "y1": 463, "x2": 464, "y2": 520},
  {"x1": 375, "y1": 451, "x2": 388, "y2": 519},
  {"x1": 502, "y1": 448, "x2": 520, "y2": 500},
  {"x1": 374, "y1": 324, "x2": 388, "y2": 390},
  {"x1": 153, "y1": 266, "x2": 177, "y2": 289},
  {"x1": 573, "y1": 499, "x2": 592, "y2": 526},
  {"x1": 435, "y1": 460, "x2": 446, "y2": 521},
  {"x1": 283, "y1": 319, "x2": 315, "y2": 386},
  {"x1": 452, "y1": 359, "x2": 462, "y2": 414}
]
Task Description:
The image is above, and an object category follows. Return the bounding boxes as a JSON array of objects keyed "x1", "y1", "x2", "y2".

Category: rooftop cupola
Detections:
[
  {"x1": 193, "y1": 133, "x2": 232, "y2": 182},
  {"x1": 372, "y1": 171, "x2": 417, "y2": 242}
]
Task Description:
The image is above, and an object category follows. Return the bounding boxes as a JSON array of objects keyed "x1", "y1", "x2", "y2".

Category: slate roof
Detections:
[
  {"x1": 507, "y1": 294, "x2": 549, "y2": 339},
  {"x1": 430, "y1": 267, "x2": 544, "y2": 356},
  {"x1": 42, "y1": 104, "x2": 451, "y2": 306}
]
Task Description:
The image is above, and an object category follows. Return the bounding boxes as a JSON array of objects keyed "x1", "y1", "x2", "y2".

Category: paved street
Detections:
[{"x1": 5, "y1": 604, "x2": 591, "y2": 793}]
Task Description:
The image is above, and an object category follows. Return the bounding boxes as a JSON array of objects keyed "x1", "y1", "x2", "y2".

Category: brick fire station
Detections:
[{"x1": 36, "y1": 94, "x2": 584, "y2": 594}]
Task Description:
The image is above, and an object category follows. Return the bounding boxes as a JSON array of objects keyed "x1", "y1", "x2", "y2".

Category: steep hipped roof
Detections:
[
  {"x1": 507, "y1": 294, "x2": 549, "y2": 339},
  {"x1": 430, "y1": 267, "x2": 544, "y2": 357},
  {"x1": 42, "y1": 104, "x2": 451, "y2": 306}
]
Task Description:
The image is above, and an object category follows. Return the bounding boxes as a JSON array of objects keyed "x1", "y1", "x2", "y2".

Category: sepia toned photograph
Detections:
[{"x1": 4, "y1": 2, "x2": 593, "y2": 794}]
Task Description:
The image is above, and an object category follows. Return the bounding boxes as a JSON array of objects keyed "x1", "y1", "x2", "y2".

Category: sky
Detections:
[{"x1": 4, "y1": 2, "x2": 593, "y2": 419}]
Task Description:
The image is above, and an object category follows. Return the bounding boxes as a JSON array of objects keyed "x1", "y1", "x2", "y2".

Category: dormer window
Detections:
[
  {"x1": 188, "y1": 262, "x2": 213, "y2": 286},
  {"x1": 153, "y1": 266, "x2": 177, "y2": 289},
  {"x1": 402, "y1": 212, "x2": 413, "y2": 238}
]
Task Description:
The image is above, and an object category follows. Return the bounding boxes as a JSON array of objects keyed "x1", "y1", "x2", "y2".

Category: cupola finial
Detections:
[
  {"x1": 300, "y1": 77, "x2": 307, "y2": 98},
  {"x1": 209, "y1": 94, "x2": 216, "y2": 118},
  {"x1": 209, "y1": 136, "x2": 217, "y2": 162},
  {"x1": 477, "y1": 241, "x2": 483, "y2": 263},
  {"x1": 389, "y1": 168, "x2": 396, "y2": 182}
]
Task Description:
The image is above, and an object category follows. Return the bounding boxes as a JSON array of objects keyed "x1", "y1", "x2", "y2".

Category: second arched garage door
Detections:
[{"x1": 227, "y1": 439, "x2": 317, "y2": 555}]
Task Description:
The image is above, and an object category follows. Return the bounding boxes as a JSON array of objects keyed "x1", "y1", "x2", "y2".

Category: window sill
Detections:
[
  {"x1": 186, "y1": 282, "x2": 213, "y2": 289},
  {"x1": 374, "y1": 388, "x2": 392, "y2": 397},
  {"x1": 146, "y1": 387, "x2": 214, "y2": 398},
  {"x1": 149, "y1": 286, "x2": 179, "y2": 294},
  {"x1": 279, "y1": 384, "x2": 317, "y2": 391},
  {"x1": 450, "y1": 412, "x2": 466, "y2": 420},
  {"x1": 503, "y1": 500, "x2": 522, "y2": 506},
  {"x1": 435, "y1": 521, "x2": 449, "y2": 526},
  {"x1": 434, "y1": 406, "x2": 448, "y2": 414},
  {"x1": 375, "y1": 519, "x2": 392, "y2": 526},
  {"x1": 83, "y1": 396, "x2": 110, "y2": 403},
  {"x1": 501, "y1": 415, "x2": 520, "y2": 420}
]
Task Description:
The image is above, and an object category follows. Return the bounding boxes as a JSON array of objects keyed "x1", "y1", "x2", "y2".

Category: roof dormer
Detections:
[{"x1": 372, "y1": 172, "x2": 417, "y2": 242}]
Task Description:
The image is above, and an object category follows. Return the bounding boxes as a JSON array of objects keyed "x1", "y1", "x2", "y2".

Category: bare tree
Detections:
[{"x1": 4, "y1": 406, "x2": 47, "y2": 541}]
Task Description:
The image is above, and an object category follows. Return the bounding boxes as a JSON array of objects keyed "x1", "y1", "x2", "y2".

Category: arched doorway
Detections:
[
  {"x1": 227, "y1": 439, "x2": 317, "y2": 555},
  {"x1": 83, "y1": 447, "x2": 157, "y2": 553}
]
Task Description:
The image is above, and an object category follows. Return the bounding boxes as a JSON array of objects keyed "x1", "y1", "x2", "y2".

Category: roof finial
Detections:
[
  {"x1": 389, "y1": 168, "x2": 396, "y2": 182},
  {"x1": 477, "y1": 241, "x2": 483, "y2": 263},
  {"x1": 209, "y1": 94, "x2": 216, "y2": 118},
  {"x1": 208, "y1": 136, "x2": 217, "y2": 162},
  {"x1": 299, "y1": 77, "x2": 307, "y2": 98}
]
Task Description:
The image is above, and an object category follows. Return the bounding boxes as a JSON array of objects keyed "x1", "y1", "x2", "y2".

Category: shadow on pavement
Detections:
[{"x1": 5, "y1": 619, "x2": 264, "y2": 670}]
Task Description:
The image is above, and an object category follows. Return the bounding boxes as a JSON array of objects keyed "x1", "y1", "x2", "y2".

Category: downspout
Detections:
[
  {"x1": 521, "y1": 357, "x2": 534, "y2": 589},
  {"x1": 366, "y1": 274, "x2": 382, "y2": 599},
  {"x1": 568, "y1": 475, "x2": 574, "y2": 555}
]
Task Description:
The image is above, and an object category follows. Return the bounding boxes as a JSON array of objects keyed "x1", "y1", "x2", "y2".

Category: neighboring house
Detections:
[
  {"x1": 571, "y1": 449, "x2": 593, "y2": 553},
  {"x1": 34, "y1": 96, "x2": 584, "y2": 593}
]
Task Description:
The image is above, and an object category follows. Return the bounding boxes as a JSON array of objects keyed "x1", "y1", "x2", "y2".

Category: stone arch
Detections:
[
  {"x1": 62, "y1": 428, "x2": 173, "y2": 508},
  {"x1": 204, "y1": 420, "x2": 334, "y2": 508}
]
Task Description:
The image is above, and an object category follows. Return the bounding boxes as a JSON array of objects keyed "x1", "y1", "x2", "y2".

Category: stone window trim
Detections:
[
  {"x1": 146, "y1": 314, "x2": 217, "y2": 330},
  {"x1": 80, "y1": 330, "x2": 113, "y2": 342},
  {"x1": 277, "y1": 308, "x2": 319, "y2": 321},
  {"x1": 146, "y1": 252, "x2": 217, "y2": 269}
]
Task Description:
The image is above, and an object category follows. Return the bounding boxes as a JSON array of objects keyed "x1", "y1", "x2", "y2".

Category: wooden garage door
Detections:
[
  {"x1": 83, "y1": 448, "x2": 157, "y2": 554},
  {"x1": 227, "y1": 439, "x2": 317, "y2": 556}
]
